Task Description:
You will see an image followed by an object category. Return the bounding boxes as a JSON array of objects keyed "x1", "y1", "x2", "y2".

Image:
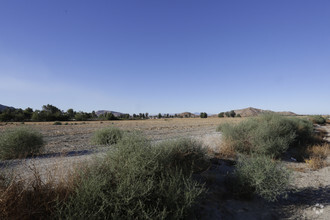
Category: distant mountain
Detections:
[
  {"x1": 0, "y1": 104, "x2": 15, "y2": 111},
  {"x1": 178, "y1": 112, "x2": 198, "y2": 118},
  {"x1": 96, "y1": 110, "x2": 125, "y2": 117},
  {"x1": 233, "y1": 107, "x2": 297, "y2": 117}
]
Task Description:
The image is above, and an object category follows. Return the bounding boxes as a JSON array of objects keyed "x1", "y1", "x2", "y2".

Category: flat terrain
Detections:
[
  {"x1": 1, "y1": 118, "x2": 329, "y2": 219},
  {"x1": 0, "y1": 117, "x2": 243, "y2": 154},
  {"x1": 0, "y1": 118, "x2": 242, "y2": 184}
]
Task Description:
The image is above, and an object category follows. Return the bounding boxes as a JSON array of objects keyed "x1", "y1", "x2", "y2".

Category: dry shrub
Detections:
[
  {"x1": 309, "y1": 115, "x2": 326, "y2": 125},
  {"x1": 217, "y1": 114, "x2": 314, "y2": 158},
  {"x1": 217, "y1": 139, "x2": 237, "y2": 159},
  {"x1": 0, "y1": 162, "x2": 79, "y2": 219},
  {"x1": 231, "y1": 155, "x2": 291, "y2": 202},
  {"x1": 305, "y1": 143, "x2": 330, "y2": 170},
  {"x1": 305, "y1": 157, "x2": 327, "y2": 170},
  {"x1": 0, "y1": 127, "x2": 44, "y2": 160},
  {"x1": 57, "y1": 134, "x2": 207, "y2": 219},
  {"x1": 307, "y1": 143, "x2": 330, "y2": 158},
  {"x1": 91, "y1": 126, "x2": 123, "y2": 145}
]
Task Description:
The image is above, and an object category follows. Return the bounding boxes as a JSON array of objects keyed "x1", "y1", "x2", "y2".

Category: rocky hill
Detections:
[
  {"x1": 178, "y1": 112, "x2": 198, "y2": 118},
  {"x1": 233, "y1": 107, "x2": 297, "y2": 117}
]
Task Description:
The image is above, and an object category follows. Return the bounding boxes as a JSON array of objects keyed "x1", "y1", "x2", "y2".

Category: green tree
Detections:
[
  {"x1": 218, "y1": 112, "x2": 224, "y2": 118},
  {"x1": 67, "y1": 108, "x2": 75, "y2": 120},
  {"x1": 23, "y1": 107, "x2": 34, "y2": 120},
  {"x1": 31, "y1": 110, "x2": 40, "y2": 121},
  {"x1": 230, "y1": 110, "x2": 236, "y2": 117},
  {"x1": 200, "y1": 112, "x2": 208, "y2": 118}
]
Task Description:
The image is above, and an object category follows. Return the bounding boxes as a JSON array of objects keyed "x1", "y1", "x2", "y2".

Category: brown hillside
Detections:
[
  {"x1": 178, "y1": 112, "x2": 198, "y2": 118},
  {"x1": 233, "y1": 107, "x2": 297, "y2": 117}
]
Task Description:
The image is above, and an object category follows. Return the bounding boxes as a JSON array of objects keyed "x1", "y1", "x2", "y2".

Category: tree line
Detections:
[
  {"x1": 0, "y1": 104, "x2": 210, "y2": 122},
  {"x1": 218, "y1": 110, "x2": 241, "y2": 118}
]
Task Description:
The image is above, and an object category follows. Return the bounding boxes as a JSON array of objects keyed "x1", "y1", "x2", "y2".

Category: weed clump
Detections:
[
  {"x1": 217, "y1": 114, "x2": 313, "y2": 158},
  {"x1": 58, "y1": 133, "x2": 207, "y2": 219},
  {"x1": 309, "y1": 115, "x2": 326, "y2": 125},
  {"x1": 0, "y1": 165, "x2": 76, "y2": 219},
  {"x1": 232, "y1": 155, "x2": 291, "y2": 202},
  {"x1": 91, "y1": 127, "x2": 123, "y2": 145},
  {"x1": 156, "y1": 138, "x2": 210, "y2": 174},
  {"x1": 0, "y1": 128, "x2": 44, "y2": 160},
  {"x1": 305, "y1": 143, "x2": 329, "y2": 170}
]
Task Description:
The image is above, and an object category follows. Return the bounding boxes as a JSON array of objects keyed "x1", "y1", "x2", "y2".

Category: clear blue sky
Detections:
[{"x1": 1, "y1": 0, "x2": 329, "y2": 115}]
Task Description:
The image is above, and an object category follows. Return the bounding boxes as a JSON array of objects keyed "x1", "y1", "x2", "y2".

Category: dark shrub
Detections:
[
  {"x1": 233, "y1": 155, "x2": 290, "y2": 202},
  {"x1": 309, "y1": 115, "x2": 326, "y2": 125},
  {"x1": 217, "y1": 114, "x2": 314, "y2": 157},
  {"x1": 91, "y1": 127, "x2": 123, "y2": 145},
  {"x1": 57, "y1": 133, "x2": 206, "y2": 219},
  {"x1": 0, "y1": 128, "x2": 44, "y2": 160},
  {"x1": 156, "y1": 138, "x2": 210, "y2": 175}
]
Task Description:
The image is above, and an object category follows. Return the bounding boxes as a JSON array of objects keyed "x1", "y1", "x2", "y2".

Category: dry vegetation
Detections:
[
  {"x1": 305, "y1": 143, "x2": 330, "y2": 170},
  {"x1": 0, "y1": 116, "x2": 329, "y2": 219},
  {"x1": 0, "y1": 117, "x2": 244, "y2": 154}
]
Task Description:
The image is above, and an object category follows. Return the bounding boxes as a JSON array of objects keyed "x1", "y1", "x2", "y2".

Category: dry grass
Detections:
[
  {"x1": 0, "y1": 162, "x2": 81, "y2": 219},
  {"x1": 0, "y1": 118, "x2": 245, "y2": 155},
  {"x1": 216, "y1": 140, "x2": 237, "y2": 159},
  {"x1": 305, "y1": 157, "x2": 327, "y2": 170},
  {"x1": 304, "y1": 143, "x2": 330, "y2": 170}
]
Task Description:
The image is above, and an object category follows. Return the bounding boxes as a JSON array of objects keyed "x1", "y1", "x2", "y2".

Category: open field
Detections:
[
  {"x1": 1, "y1": 117, "x2": 330, "y2": 219},
  {"x1": 0, "y1": 118, "x2": 243, "y2": 189},
  {"x1": 0, "y1": 118, "x2": 244, "y2": 154}
]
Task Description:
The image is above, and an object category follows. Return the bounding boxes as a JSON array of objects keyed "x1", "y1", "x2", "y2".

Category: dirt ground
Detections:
[
  {"x1": 0, "y1": 118, "x2": 329, "y2": 219},
  {"x1": 0, "y1": 118, "x2": 242, "y2": 154}
]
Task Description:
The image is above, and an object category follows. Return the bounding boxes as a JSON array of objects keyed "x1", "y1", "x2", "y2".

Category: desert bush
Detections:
[
  {"x1": 309, "y1": 115, "x2": 326, "y2": 125},
  {"x1": 217, "y1": 114, "x2": 314, "y2": 158},
  {"x1": 156, "y1": 138, "x2": 210, "y2": 174},
  {"x1": 251, "y1": 115, "x2": 297, "y2": 157},
  {"x1": 289, "y1": 117, "x2": 314, "y2": 146},
  {"x1": 304, "y1": 143, "x2": 329, "y2": 170},
  {"x1": 233, "y1": 155, "x2": 290, "y2": 202},
  {"x1": 305, "y1": 157, "x2": 327, "y2": 170},
  {"x1": 217, "y1": 120, "x2": 258, "y2": 154},
  {"x1": 57, "y1": 133, "x2": 206, "y2": 219},
  {"x1": 91, "y1": 127, "x2": 123, "y2": 145},
  {"x1": 53, "y1": 121, "x2": 62, "y2": 125},
  {"x1": 0, "y1": 128, "x2": 44, "y2": 160}
]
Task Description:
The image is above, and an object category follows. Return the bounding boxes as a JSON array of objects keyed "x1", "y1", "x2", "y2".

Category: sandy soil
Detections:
[{"x1": 0, "y1": 118, "x2": 329, "y2": 219}]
